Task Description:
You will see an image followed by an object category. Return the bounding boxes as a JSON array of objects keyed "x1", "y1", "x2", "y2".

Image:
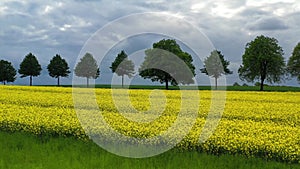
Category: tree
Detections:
[
  {"x1": 233, "y1": 82, "x2": 240, "y2": 86},
  {"x1": 47, "y1": 54, "x2": 71, "y2": 86},
  {"x1": 200, "y1": 50, "x2": 232, "y2": 89},
  {"x1": 287, "y1": 42, "x2": 300, "y2": 83},
  {"x1": 238, "y1": 35, "x2": 285, "y2": 91},
  {"x1": 74, "y1": 53, "x2": 100, "y2": 87},
  {"x1": 18, "y1": 53, "x2": 42, "y2": 86},
  {"x1": 0, "y1": 60, "x2": 17, "y2": 85},
  {"x1": 110, "y1": 50, "x2": 134, "y2": 88},
  {"x1": 139, "y1": 39, "x2": 196, "y2": 90}
]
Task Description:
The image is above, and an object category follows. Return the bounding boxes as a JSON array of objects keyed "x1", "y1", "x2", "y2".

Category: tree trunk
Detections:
[
  {"x1": 30, "y1": 75, "x2": 32, "y2": 86},
  {"x1": 165, "y1": 73, "x2": 169, "y2": 90},
  {"x1": 86, "y1": 77, "x2": 89, "y2": 88},
  {"x1": 165, "y1": 79, "x2": 169, "y2": 90},
  {"x1": 122, "y1": 74, "x2": 124, "y2": 88},
  {"x1": 260, "y1": 78, "x2": 264, "y2": 91},
  {"x1": 260, "y1": 61, "x2": 267, "y2": 91},
  {"x1": 57, "y1": 76, "x2": 60, "y2": 86},
  {"x1": 215, "y1": 77, "x2": 218, "y2": 90}
]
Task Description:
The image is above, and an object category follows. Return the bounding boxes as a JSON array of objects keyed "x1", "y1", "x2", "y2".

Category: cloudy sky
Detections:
[{"x1": 1, "y1": 0, "x2": 300, "y2": 86}]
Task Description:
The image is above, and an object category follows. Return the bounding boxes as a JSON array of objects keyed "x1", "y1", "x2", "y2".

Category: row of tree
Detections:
[
  {"x1": 89, "y1": 37, "x2": 300, "y2": 91},
  {"x1": 0, "y1": 35, "x2": 300, "y2": 90},
  {"x1": 0, "y1": 53, "x2": 70, "y2": 86}
]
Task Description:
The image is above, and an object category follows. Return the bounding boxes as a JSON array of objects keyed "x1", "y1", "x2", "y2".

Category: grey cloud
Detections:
[
  {"x1": 286, "y1": 11, "x2": 300, "y2": 28},
  {"x1": 246, "y1": 17, "x2": 288, "y2": 31},
  {"x1": 238, "y1": 7, "x2": 269, "y2": 19},
  {"x1": 225, "y1": 0, "x2": 247, "y2": 8}
]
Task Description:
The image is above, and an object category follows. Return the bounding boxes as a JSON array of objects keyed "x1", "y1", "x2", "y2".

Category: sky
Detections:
[{"x1": 0, "y1": 0, "x2": 300, "y2": 86}]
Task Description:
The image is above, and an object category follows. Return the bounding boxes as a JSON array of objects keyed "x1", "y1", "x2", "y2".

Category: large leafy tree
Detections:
[
  {"x1": 200, "y1": 50, "x2": 232, "y2": 89},
  {"x1": 74, "y1": 53, "x2": 100, "y2": 87},
  {"x1": 287, "y1": 42, "x2": 300, "y2": 83},
  {"x1": 18, "y1": 53, "x2": 42, "y2": 86},
  {"x1": 47, "y1": 54, "x2": 71, "y2": 86},
  {"x1": 110, "y1": 50, "x2": 134, "y2": 88},
  {"x1": 238, "y1": 35, "x2": 285, "y2": 91},
  {"x1": 0, "y1": 60, "x2": 17, "y2": 85},
  {"x1": 139, "y1": 39, "x2": 196, "y2": 90}
]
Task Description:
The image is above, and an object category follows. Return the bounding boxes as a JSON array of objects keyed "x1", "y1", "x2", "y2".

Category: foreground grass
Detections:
[{"x1": 0, "y1": 131, "x2": 299, "y2": 169}]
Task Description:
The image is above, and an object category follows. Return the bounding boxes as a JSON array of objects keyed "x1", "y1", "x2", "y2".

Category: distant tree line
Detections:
[{"x1": 0, "y1": 35, "x2": 300, "y2": 90}]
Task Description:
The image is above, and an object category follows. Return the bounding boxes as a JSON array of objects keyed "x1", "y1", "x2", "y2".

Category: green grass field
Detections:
[
  {"x1": 1, "y1": 131, "x2": 299, "y2": 169},
  {"x1": 63, "y1": 84, "x2": 300, "y2": 92}
]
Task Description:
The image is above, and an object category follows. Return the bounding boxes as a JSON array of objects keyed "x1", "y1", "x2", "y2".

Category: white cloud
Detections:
[
  {"x1": 246, "y1": 0, "x2": 295, "y2": 6},
  {"x1": 43, "y1": 5, "x2": 53, "y2": 14},
  {"x1": 0, "y1": 6, "x2": 8, "y2": 15},
  {"x1": 245, "y1": 0, "x2": 300, "y2": 17},
  {"x1": 190, "y1": 3, "x2": 206, "y2": 13},
  {"x1": 210, "y1": 1, "x2": 245, "y2": 18},
  {"x1": 59, "y1": 24, "x2": 71, "y2": 31},
  {"x1": 40, "y1": 2, "x2": 64, "y2": 15}
]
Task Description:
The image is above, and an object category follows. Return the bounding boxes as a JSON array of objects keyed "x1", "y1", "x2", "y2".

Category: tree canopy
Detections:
[
  {"x1": 200, "y1": 50, "x2": 232, "y2": 89},
  {"x1": 110, "y1": 50, "x2": 135, "y2": 87},
  {"x1": 74, "y1": 53, "x2": 100, "y2": 87},
  {"x1": 139, "y1": 39, "x2": 196, "y2": 89},
  {"x1": 0, "y1": 60, "x2": 17, "y2": 85},
  {"x1": 287, "y1": 42, "x2": 300, "y2": 83},
  {"x1": 47, "y1": 54, "x2": 71, "y2": 86},
  {"x1": 18, "y1": 53, "x2": 42, "y2": 86},
  {"x1": 238, "y1": 35, "x2": 285, "y2": 91}
]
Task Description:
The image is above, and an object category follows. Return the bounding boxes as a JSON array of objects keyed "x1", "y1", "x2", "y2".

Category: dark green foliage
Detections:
[
  {"x1": 255, "y1": 82, "x2": 269, "y2": 87},
  {"x1": 233, "y1": 82, "x2": 240, "y2": 86},
  {"x1": 238, "y1": 35, "x2": 285, "y2": 91},
  {"x1": 0, "y1": 60, "x2": 17, "y2": 85},
  {"x1": 18, "y1": 53, "x2": 42, "y2": 86},
  {"x1": 139, "y1": 39, "x2": 196, "y2": 90},
  {"x1": 254, "y1": 82, "x2": 260, "y2": 86},
  {"x1": 110, "y1": 50, "x2": 135, "y2": 87},
  {"x1": 62, "y1": 84, "x2": 300, "y2": 92},
  {"x1": 47, "y1": 54, "x2": 71, "y2": 86},
  {"x1": 287, "y1": 42, "x2": 300, "y2": 83},
  {"x1": 200, "y1": 50, "x2": 232, "y2": 89},
  {"x1": 74, "y1": 53, "x2": 100, "y2": 87}
]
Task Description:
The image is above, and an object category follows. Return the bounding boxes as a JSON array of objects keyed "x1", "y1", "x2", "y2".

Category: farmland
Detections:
[{"x1": 0, "y1": 86, "x2": 299, "y2": 164}]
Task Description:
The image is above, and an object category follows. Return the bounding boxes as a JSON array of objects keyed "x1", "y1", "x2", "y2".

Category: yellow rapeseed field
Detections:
[{"x1": 0, "y1": 86, "x2": 299, "y2": 163}]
